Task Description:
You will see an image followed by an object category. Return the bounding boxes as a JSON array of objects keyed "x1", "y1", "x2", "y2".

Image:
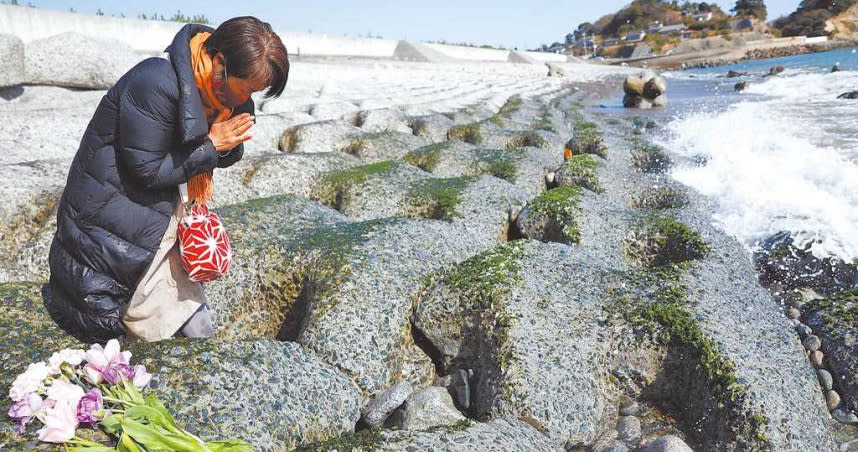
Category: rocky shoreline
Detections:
[
  {"x1": 1, "y1": 60, "x2": 855, "y2": 449},
  {"x1": 678, "y1": 40, "x2": 856, "y2": 70}
]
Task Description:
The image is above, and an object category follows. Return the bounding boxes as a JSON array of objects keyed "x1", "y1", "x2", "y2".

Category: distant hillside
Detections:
[
  {"x1": 824, "y1": 3, "x2": 858, "y2": 38},
  {"x1": 773, "y1": 0, "x2": 858, "y2": 37},
  {"x1": 582, "y1": 0, "x2": 729, "y2": 38}
]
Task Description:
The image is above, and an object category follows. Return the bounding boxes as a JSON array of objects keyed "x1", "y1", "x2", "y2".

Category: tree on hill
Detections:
[
  {"x1": 773, "y1": 0, "x2": 858, "y2": 36},
  {"x1": 732, "y1": 0, "x2": 767, "y2": 20}
]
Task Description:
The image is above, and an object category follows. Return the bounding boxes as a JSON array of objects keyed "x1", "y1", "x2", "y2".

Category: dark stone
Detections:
[
  {"x1": 726, "y1": 70, "x2": 748, "y2": 78},
  {"x1": 838, "y1": 91, "x2": 858, "y2": 99},
  {"x1": 769, "y1": 66, "x2": 785, "y2": 76},
  {"x1": 734, "y1": 81, "x2": 750, "y2": 92},
  {"x1": 832, "y1": 64, "x2": 842, "y2": 73},
  {"x1": 754, "y1": 232, "x2": 858, "y2": 296}
]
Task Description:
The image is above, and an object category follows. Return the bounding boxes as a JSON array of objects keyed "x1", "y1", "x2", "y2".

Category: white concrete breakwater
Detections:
[{"x1": 0, "y1": 4, "x2": 567, "y2": 63}]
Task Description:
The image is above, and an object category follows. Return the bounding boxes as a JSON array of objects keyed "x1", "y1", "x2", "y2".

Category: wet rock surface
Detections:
[{"x1": 1, "y1": 76, "x2": 844, "y2": 450}]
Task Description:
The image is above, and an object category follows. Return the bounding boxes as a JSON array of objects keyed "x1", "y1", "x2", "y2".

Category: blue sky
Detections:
[{"x1": 23, "y1": 1, "x2": 801, "y2": 50}]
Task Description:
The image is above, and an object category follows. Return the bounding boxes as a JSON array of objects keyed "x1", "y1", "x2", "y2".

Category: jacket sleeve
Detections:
[
  {"x1": 118, "y1": 65, "x2": 219, "y2": 190},
  {"x1": 216, "y1": 97, "x2": 255, "y2": 169}
]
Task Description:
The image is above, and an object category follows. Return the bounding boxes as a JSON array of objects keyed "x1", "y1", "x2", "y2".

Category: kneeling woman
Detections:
[{"x1": 44, "y1": 17, "x2": 289, "y2": 343}]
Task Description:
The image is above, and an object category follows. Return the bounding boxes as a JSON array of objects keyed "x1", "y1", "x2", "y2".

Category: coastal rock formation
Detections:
[
  {"x1": 735, "y1": 81, "x2": 751, "y2": 92},
  {"x1": 0, "y1": 34, "x2": 24, "y2": 88},
  {"x1": 25, "y1": 33, "x2": 141, "y2": 89},
  {"x1": 838, "y1": 91, "x2": 858, "y2": 99},
  {"x1": 623, "y1": 71, "x2": 666, "y2": 109},
  {"x1": 0, "y1": 59, "x2": 843, "y2": 450}
]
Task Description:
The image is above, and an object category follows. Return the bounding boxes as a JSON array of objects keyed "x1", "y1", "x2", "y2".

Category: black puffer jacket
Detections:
[{"x1": 45, "y1": 24, "x2": 253, "y2": 343}]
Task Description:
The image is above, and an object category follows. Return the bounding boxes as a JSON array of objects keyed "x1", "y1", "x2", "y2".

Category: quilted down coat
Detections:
[{"x1": 44, "y1": 24, "x2": 253, "y2": 343}]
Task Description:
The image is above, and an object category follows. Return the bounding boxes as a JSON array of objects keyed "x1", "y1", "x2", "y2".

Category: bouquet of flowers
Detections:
[{"x1": 7, "y1": 339, "x2": 252, "y2": 451}]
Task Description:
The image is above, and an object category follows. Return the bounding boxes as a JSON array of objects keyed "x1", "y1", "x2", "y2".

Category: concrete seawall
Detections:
[{"x1": 0, "y1": 4, "x2": 567, "y2": 63}]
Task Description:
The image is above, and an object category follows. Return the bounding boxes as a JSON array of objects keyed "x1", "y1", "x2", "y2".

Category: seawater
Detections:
[{"x1": 602, "y1": 47, "x2": 858, "y2": 263}]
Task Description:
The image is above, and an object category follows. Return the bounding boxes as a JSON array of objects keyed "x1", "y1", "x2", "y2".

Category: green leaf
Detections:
[
  {"x1": 101, "y1": 413, "x2": 124, "y2": 436},
  {"x1": 122, "y1": 416, "x2": 205, "y2": 451},
  {"x1": 117, "y1": 431, "x2": 143, "y2": 452}
]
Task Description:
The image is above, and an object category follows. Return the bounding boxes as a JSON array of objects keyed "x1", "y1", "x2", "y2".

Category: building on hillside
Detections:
[
  {"x1": 625, "y1": 31, "x2": 647, "y2": 42},
  {"x1": 659, "y1": 24, "x2": 684, "y2": 35},
  {"x1": 692, "y1": 12, "x2": 713, "y2": 22},
  {"x1": 647, "y1": 21, "x2": 662, "y2": 32},
  {"x1": 602, "y1": 38, "x2": 619, "y2": 47},
  {"x1": 546, "y1": 42, "x2": 566, "y2": 53},
  {"x1": 617, "y1": 44, "x2": 653, "y2": 59}
]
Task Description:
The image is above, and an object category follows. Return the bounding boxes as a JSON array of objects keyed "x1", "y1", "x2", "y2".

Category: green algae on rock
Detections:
[
  {"x1": 571, "y1": 121, "x2": 607, "y2": 158},
  {"x1": 488, "y1": 95, "x2": 523, "y2": 127},
  {"x1": 447, "y1": 123, "x2": 483, "y2": 145},
  {"x1": 630, "y1": 141, "x2": 672, "y2": 174},
  {"x1": 405, "y1": 176, "x2": 477, "y2": 221},
  {"x1": 625, "y1": 214, "x2": 709, "y2": 267},
  {"x1": 403, "y1": 142, "x2": 450, "y2": 172},
  {"x1": 311, "y1": 161, "x2": 397, "y2": 210},
  {"x1": 515, "y1": 186, "x2": 583, "y2": 244},
  {"x1": 554, "y1": 154, "x2": 603, "y2": 193},
  {"x1": 631, "y1": 187, "x2": 688, "y2": 210}
]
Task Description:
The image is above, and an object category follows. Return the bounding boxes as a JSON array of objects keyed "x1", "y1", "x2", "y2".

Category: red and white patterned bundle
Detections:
[{"x1": 177, "y1": 204, "x2": 232, "y2": 283}]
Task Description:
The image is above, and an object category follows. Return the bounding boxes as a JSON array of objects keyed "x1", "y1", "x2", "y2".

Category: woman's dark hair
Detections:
[{"x1": 205, "y1": 16, "x2": 289, "y2": 99}]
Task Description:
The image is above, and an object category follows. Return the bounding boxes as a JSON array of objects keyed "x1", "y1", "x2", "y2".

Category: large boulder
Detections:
[
  {"x1": 25, "y1": 33, "x2": 141, "y2": 89},
  {"x1": 130, "y1": 339, "x2": 363, "y2": 451},
  {"x1": 204, "y1": 194, "x2": 509, "y2": 394},
  {"x1": 623, "y1": 75, "x2": 645, "y2": 96},
  {"x1": 0, "y1": 34, "x2": 25, "y2": 88},
  {"x1": 413, "y1": 241, "x2": 613, "y2": 446}
]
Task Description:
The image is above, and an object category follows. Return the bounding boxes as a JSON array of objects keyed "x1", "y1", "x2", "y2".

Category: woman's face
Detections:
[{"x1": 212, "y1": 53, "x2": 268, "y2": 108}]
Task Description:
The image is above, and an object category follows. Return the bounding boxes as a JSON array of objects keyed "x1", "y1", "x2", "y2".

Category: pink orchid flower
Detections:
[
  {"x1": 83, "y1": 339, "x2": 132, "y2": 385},
  {"x1": 37, "y1": 400, "x2": 79, "y2": 443}
]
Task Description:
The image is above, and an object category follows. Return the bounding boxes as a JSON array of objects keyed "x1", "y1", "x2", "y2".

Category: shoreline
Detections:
[{"x1": 609, "y1": 39, "x2": 857, "y2": 71}]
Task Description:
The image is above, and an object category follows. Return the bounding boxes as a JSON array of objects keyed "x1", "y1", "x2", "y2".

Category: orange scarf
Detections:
[{"x1": 188, "y1": 31, "x2": 232, "y2": 206}]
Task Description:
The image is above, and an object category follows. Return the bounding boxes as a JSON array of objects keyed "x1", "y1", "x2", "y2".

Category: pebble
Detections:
[
  {"x1": 619, "y1": 400, "x2": 640, "y2": 416},
  {"x1": 643, "y1": 435, "x2": 694, "y2": 452},
  {"x1": 545, "y1": 172, "x2": 556, "y2": 186},
  {"x1": 787, "y1": 308, "x2": 800, "y2": 319},
  {"x1": 617, "y1": 415, "x2": 642, "y2": 442},
  {"x1": 802, "y1": 335, "x2": 821, "y2": 352},
  {"x1": 810, "y1": 350, "x2": 824, "y2": 368},
  {"x1": 826, "y1": 390, "x2": 841, "y2": 410},
  {"x1": 832, "y1": 408, "x2": 858, "y2": 425},
  {"x1": 795, "y1": 323, "x2": 812, "y2": 338},
  {"x1": 789, "y1": 318, "x2": 801, "y2": 327},
  {"x1": 603, "y1": 440, "x2": 632, "y2": 452},
  {"x1": 361, "y1": 381, "x2": 413, "y2": 428},
  {"x1": 818, "y1": 369, "x2": 833, "y2": 391}
]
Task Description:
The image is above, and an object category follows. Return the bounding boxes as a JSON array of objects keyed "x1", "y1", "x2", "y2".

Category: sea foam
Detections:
[{"x1": 660, "y1": 69, "x2": 858, "y2": 262}]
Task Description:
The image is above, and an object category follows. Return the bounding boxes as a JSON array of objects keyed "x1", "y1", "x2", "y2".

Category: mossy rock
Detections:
[
  {"x1": 471, "y1": 147, "x2": 525, "y2": 183},
  {"x1": 310, "y1": 161, "x2": 397, "y2": 210},
  {"x1": 488, "y1": 95, "x2": 523, "y2": 127},
  {"x1": 571, "y1": 124, "x2": 607, "y2": 159},
  {"x1": 405, "y1": 176, "x2": 477, "y2": 221},
  {"x1": 505, "y1": 132, "x2": 547, "y2": 151},
  {"x1": 403, "y1": 142, "x2": 450, "y2": 172},
  {"x1": 631, "y1": 187, "x2": 688, "y2": 210},
  {"x1": 625, "y1": 214, "x2": 708, "y2": 267},
  {"x1": 613, "y1": 264, "x2": 770, "y2": 450},
  {"x1": 515, "y1": 186, "x2": 582, "y2": 244},
  {"x1": 447, "y1": 123, "x2": 483, "y2": 145},
  {"x1": 554, "y1": 154, "x2": 603, "y2": 193},
  {"x1": 128, "y1": 339, "x2": 363, "y2": 451},
  {"x1": 631, "y1": 142, "x2": 671, "y2": 173}
]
